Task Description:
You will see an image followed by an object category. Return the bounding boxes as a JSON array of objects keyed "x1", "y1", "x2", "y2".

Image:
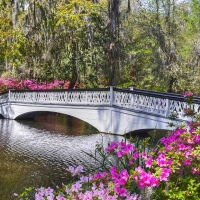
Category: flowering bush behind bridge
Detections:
[{"x1": 0, "y1": 78, "x2": 71, "y2": 93}]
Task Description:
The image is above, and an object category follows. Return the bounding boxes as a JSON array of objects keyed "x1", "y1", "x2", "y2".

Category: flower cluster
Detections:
[
  {"x1": 184, "y1": 91, "x2": 194, "y2": 104},
  {"x1": 183, "y1": 92, "x2": 193, "y2": 98},
  {"x1": 0, "y1": 78, "x2": 71, "y2": 93},
  {"x1": 34, "y1": 165, "x2": 141, "y2": 200}
]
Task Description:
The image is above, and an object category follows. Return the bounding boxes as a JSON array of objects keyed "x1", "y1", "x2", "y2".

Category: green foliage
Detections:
[
  {"x1": 17, "y1": 187, "x2": 34, "y2": 199},
  {"x1": 1, "y1": 0, "x2": 200, "y2": 92},
  {"x1": 153, "y1": 177, "x2": 200, "y2": 200}
]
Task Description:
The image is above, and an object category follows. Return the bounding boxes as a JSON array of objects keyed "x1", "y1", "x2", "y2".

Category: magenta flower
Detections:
[
  {"x1": 93, "y1": 171, "x2": 107, "y2": 179},
  {"x1": 128, "y1": 159, "x2": 135, "y2": 166},
  {"x1": 156, "y1": 153, "x2": 168, "y2": 167},
  {"x1": 145, "y1": 156, "x2": 153, "y2": 168},
  {"x1": 123, "y1": 144, "x2": 136, "y2": 154},
  {"x1": 114, "y1": 186, "x2": 128, "y2": 197},
  {"x1": 133, "y1": 152, "x2": 139, "y2": 160},
  {"x1": 178, "y1": 143, "x2": 186, "y2": 151},
  {"x1": 159, "y1": 168, "x2": 171, "y2": 181},
  {"x1": 141, "y1": 152, "x2": 147, "y2": 158},
  {"x1": 117, "y1": 149, "x2": 124, "y2": 157},
  {"x1": 184, "y1": 159, "x2": 191, "y2": 166},
  {"x1": 119, "y1": 141, "x2": 126, "y2": 148},
  {"x1": 184, "y1": 92, "x2": 193, "y2": 98},
  {"x1": 105, "y1": 141, "x2": 118, "y2": 152},
  {"x1": 196, "y1": 135, "x2": 200, "y2": 144},
  {"x1": 110, "y1": 167, "x2": 118, "y2": 179},
  {"x1": 117, "y1": 169, "x2": 129, "y2": 185}
]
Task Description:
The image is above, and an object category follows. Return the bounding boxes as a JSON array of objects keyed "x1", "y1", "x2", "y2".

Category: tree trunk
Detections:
[{"x1": 109, "y1": 42, "x2": 117, "y2": 86}]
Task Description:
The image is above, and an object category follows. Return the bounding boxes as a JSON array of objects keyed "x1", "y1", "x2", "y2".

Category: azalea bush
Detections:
[
  {"x1": 0, "y1": 78, "x2": 73, "y2": 93},
  {"x1": 15, "y1": 92, "x2": 200, "y2": 200}
]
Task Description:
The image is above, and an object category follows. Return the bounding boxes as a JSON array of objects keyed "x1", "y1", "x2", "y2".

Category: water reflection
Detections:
[
  {"x1": 0, "y1": 114, "x2": 124, "y2": 200},
  {"x1": 34, "y1": 112, "x2": 99, "y2": 135}
]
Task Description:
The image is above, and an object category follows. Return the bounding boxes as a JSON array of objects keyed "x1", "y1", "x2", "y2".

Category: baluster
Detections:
[
  {"x1": 86, "y1": 91, "x2": 88, "y2": 104},
  {"x1": 128, "y1": 86, "x2": 135, "y2": 108},
  {"x1": 8, "y1": 90, "x2": 11, "y2": 102},
  {"x1": 64, "y1": 91, "x2": 67, "y2": 103},
  {"x1": 33, "y1": 92, "x2": 36, "y2": 102},
  {"x1": 110, "y1": 86, "x2": 114, "y2": 106},
  {"x1": 130, "y1": 93, "x2": 134, "y2": 108},
  {"x1": 165, "y1": 99, "x2": 170, "y2": 117}
]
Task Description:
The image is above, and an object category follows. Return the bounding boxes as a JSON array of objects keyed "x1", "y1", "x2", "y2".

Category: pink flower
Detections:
[
  {"x1": 106, "y1": 141, "x2": 118, "y2": 152},
  {"x1": 45, "y1": 187, "x2": 54, "y2": 196},
  {"x1": 93, "y1": 171, "x2": 107, "y2": 179},
  {"x1": 56, "y1": 195, "x2": 66, "y2": 200},
  {"x1": 159, "y1": 168, "x2": 171, "y2": 181},
  {"x1": 192, "y1": 167, "x2": 200, "y2": 175},
  {"x1": 156, "y1": 153, "x2": 168, "y2": 167},
  {"x1": 145, "y1": 156, "x2": 152, "y2": 168},
  {"x1": 178, "y1": 144, "x2": 186, "y2": 151},
  {"x1": 119, "y1": 141, "x2": 126, "y2": 148},
  {"x1": 80, "y1": 176, "x2": 90, "y2": 183},
  {"x1": 128, "y1": 159, "x2": 134, "y2": 166},
  {"x1": 47, "y1": 195, "x2": 54, "y2": 200},
  {"x1": 66, "y1": 165, "x2": 83, "y2": 176},
  {"x1": 123, "y1": 144, "x2": 135, "y2": 154},
  {"x1": 35, "y1": 193, "x2": 45, "y2": 200},
  {"x1": 116, "y1": 169, "x2": 129, "y2": 185},
  {"x1": 149, "y1": 175, "x2": 159, "y2": 187},
  {"x1": 117, "y1": 150, "x2": 124, "y2": 157},
  {"x1": 110, "y1": 167, "x2": 118, "y2": 179},
  {"x1": 66, "y1": 166, "x2": 75, "y2": 174},
  {"x1": 74, "y1": 165, "x2": 84, "y2": 175},
  {"x1": 184, "y1": 151, "x2": 190, "y2": 158},
  {"x1": 141, "y1": 152, "x2": 147, "y2": 158},
  {"x1": 184, "y1": 159, "x2": 191, "y2": 166},
  {"x1": 133, "y1": 152, "x2": 139, "y2": 160},
  {"x1": 135, "y1": 166, "x2": 144, "y2": 173},
  {"x1": 71, "y1": 181, "x2": 82, "y2": 192},
  {"x1": 196, "y1": 135, "x2": 200, "y2": 144},
  {"x1": 114, "y1": 186, "x2": 128, "y2": 197},
  {"x1": 184, "y1": 92, "x2": 193, "y2": 98}
]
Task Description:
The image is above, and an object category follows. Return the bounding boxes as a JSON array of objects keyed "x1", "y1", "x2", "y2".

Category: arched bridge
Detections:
[{"x1": 0, "y1": 87, "x2": 199, "y2": 135}]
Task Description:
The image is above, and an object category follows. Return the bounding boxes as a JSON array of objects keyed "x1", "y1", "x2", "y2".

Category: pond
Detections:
[{"x1": 0, "y1": 113, "x2": 124, "y2": 200}]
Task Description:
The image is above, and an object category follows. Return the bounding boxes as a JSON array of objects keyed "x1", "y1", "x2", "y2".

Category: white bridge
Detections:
[{"x1": 0, "y1": 86, "x2": 199, "y2": 135}]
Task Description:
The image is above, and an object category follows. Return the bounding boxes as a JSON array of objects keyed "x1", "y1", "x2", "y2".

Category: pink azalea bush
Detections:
[
  {"x1": 15, "y1": 93, "x2": 200, "y2": 199},
  {"x1": 0, "y1": 78, "x2": 71, "y2": 92}
]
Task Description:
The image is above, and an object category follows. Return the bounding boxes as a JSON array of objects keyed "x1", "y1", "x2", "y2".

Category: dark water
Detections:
[{"x1": 0, "y1": 114, "x2": 124, "y2": 200}]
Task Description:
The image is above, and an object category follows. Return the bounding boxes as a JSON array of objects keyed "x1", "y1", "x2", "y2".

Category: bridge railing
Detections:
[
  {"x1": 0, "y1": 92, "x2": 8, "y2": 103},
  {"x1": 113, "y1": 88, "x2": 200, "y2": 120},
  {"x1": 1, "y1": 87, "x2": 200, "y2": 121},
  {"x1": 8, "y1": 88, "x2": 110, "y2": 105}
]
